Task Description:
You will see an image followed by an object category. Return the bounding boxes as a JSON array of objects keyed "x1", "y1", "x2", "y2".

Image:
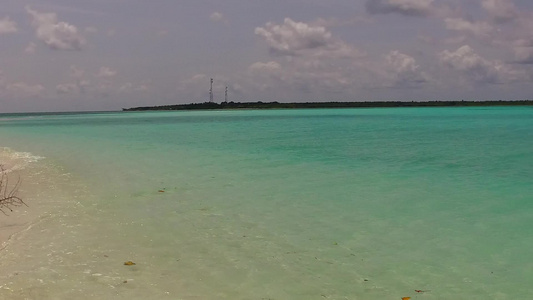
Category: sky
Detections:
[{"x1": 1, "y1": 0, "x2": 533, "y2": 112}]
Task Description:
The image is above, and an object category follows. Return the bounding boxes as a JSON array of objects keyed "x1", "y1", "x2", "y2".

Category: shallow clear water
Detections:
[{"x1": 0, "y1": 107, "x2": 532, "y2": 299}]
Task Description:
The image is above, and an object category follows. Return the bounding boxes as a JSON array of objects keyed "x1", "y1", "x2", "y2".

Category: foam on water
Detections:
[
  {"x1": 0, "y1": 107, "x2": 532, "y2": 299},
  {"x1": 0, "y1": 147, "x2": 44, "y2": 172}
]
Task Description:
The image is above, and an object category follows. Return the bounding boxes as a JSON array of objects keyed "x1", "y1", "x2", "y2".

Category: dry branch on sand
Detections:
[{"x1": 0, "y1": 166, "x2": 25, "y2": 215}]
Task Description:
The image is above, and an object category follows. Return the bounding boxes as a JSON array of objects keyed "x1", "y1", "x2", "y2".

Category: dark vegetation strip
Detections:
[{"x1": 123, "y1": 100, "x2": 533, "y2": 111}]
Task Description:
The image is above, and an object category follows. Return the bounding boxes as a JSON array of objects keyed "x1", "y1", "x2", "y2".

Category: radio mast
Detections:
[
  {"x1": 225, "y1": 86, "x2": 228, "y2": 102},
  {"x1": 209, "y1": 78, "x2": 213, "y2": 102}
]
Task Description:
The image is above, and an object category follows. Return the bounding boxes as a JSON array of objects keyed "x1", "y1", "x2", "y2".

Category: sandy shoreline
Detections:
[
  {"x1": 0, "y1": 221, "x2": 28, "y2": 250},
  {"x1": 0, "y1": 178, "x2": 48, "y2": 257},
  {"x1": 1, "y1": 226, "x2": 24, "y2": 255}
]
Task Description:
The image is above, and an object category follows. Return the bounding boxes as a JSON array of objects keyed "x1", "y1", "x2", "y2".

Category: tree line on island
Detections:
[{"x1": 123, "y1": 100, "x2": 533, "y2": 111}]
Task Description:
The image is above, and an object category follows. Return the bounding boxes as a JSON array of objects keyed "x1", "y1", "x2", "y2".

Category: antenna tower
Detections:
[
  {"x1": 209, "y1": 78, "x2": 213, "y2": 102},
  {"x1": 225, "y1": 86, "x2": 228, "y2": 102}
]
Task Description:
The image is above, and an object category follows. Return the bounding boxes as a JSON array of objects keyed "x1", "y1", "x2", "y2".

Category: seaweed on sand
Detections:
[{"x1": 0, "y1": 166, "x2": 26, "y2": 215}]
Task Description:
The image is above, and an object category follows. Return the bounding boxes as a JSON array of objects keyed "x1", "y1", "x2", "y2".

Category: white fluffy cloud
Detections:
[
  {"x1": 385, "y1": 50, "x2": 428, "y2": 87},
  {"x1": 440, "y1": 1, "x2": 533, "y2": 66},
  {"x1": 26, "y1": 6, "x2": 86, "y2": 51},
  {"x1": 255, "y1": 18, "x2": 361, "y2": 59},
  {"x1": 481, "y1": 0, "x2": 518, "y2": 23},
  {"x1": 250, "y1": 18, "x2": 436, "y2": 98},
  {"x1": 438, "y1": 45, "x2": 523, "y2": 84},
  {"x1": 0, "y1": 17, "x2": 17, "y2": 34},
  {"x1": 255, "y1": 18, "x2": 333, "y2": 56},
  {"x1": 96, "y1": 67, "x2": 117, "y2": 78},
  {"x1": 365, "y1": 0, "x2": 435, "y2": 17},
  {"x1": 251, "y1": 18, "x2": 370, "y2": 97},
  {"x1": 444, "y1": 18, "x2": 494, "y2": 40}
]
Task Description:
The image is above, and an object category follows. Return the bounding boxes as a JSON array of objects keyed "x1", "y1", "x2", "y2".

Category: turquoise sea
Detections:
[{"x1": 0, "y1": 107, "x2": 532, "y2": 299}]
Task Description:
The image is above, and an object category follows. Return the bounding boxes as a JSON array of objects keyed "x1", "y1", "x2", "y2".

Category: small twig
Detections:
[{"x1": 0, "y1": 165, "x2": 26, "y2": 215}]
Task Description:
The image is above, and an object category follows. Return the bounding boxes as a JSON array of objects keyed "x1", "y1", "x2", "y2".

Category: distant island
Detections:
[{"x1": 122, "y1": 100, "x2": 533, "y2": 111}]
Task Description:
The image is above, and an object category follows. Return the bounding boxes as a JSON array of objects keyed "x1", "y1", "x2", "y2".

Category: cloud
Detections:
[
  {"x1": 255, "y1": 18, "x2": 332, "y2": 56},
  {"x1": 119, "y1": 82, "x2": 149, "y2": 93},
  {"x1": 209, "y1": 12, "x2": 224, "y2": 23},
  {"x1": 57, "y1": 65, "x2": 147, "y2": 97},
  {"x1": 248, "y1": 62, "x2": 285, "y2": 92},
  {"x1": 24, "y1": 42, "x2": 37, "y2": 54},
  {"x1": 0, "y1": 16, "x2": 17, "y2": 34},
  {"x1": 252, "y1": 18, "x2": 434, "y2": 98},
  {"x1": 251, "y1": 18, "x2": 373, "y2": 98},
  {"x1": 513, "y1": 46, "x2": 533, "y2": 64},
  {"x1": 385, "y1": 50, "x2": 428, "y2": 87},
  {"x1": 57, "y1": 65, "x2": 120, "y2": 96},
  {"x1": 255, "y1": 18, "x2": 362, "y2": 59},
  {"x1": 96, "y1": 67, "x2": 117, "y2": 78},
  {"x1": 56, "y1": 83, "x2": 80, "y2": 94},
  {"x1": 0, "y1": 70, "x2": 45, "y2": 98},
  {"x1": 189, "y1": 74, "x2": 207, "y2": 82},
  {"x1": 438, "y1": 45, "x2": 522, "y2": 84},
  {"x1": 55, "y1": 79, "x2": 89, "y2": 95},
  {"x1": 246, "y1": 58, "x2": 364, "y2": 99},
  {"x1": 481, "y1": 0, "x2": 518, "y2": 23},
  {"x1": 70, "y1": 65, "x2": 85, "y2": 79},
  {"x1": 505, "y1": 16, "x2": 533, "y2": 64},
  {"x1": 444, "y1": 18, "x2": 493, "y2": 40},
  {"x1": 94, "y1": 68, "x2": 119, "y2": 96},
  {"x1": 26, "y1": 6, "x2": 86, "y2": 50},
  {"x1": 6, "y1": 82, "x2": 45, "y2": 97},
  {"x1": 247, "y1": 57, "x2": 363, "y2": 98},
  {"x1": 249, "y1": 61, "x2": 281, "y2": 72},
  {"x1": 441, "y1": 2, "x2": 533, "y2": 67},
  {"x1": 365, "y1": 0, "x2": 435, "y2": 17},
  {"x1": 65, "y1": 66, "x2": 90, "y2": 93}
]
